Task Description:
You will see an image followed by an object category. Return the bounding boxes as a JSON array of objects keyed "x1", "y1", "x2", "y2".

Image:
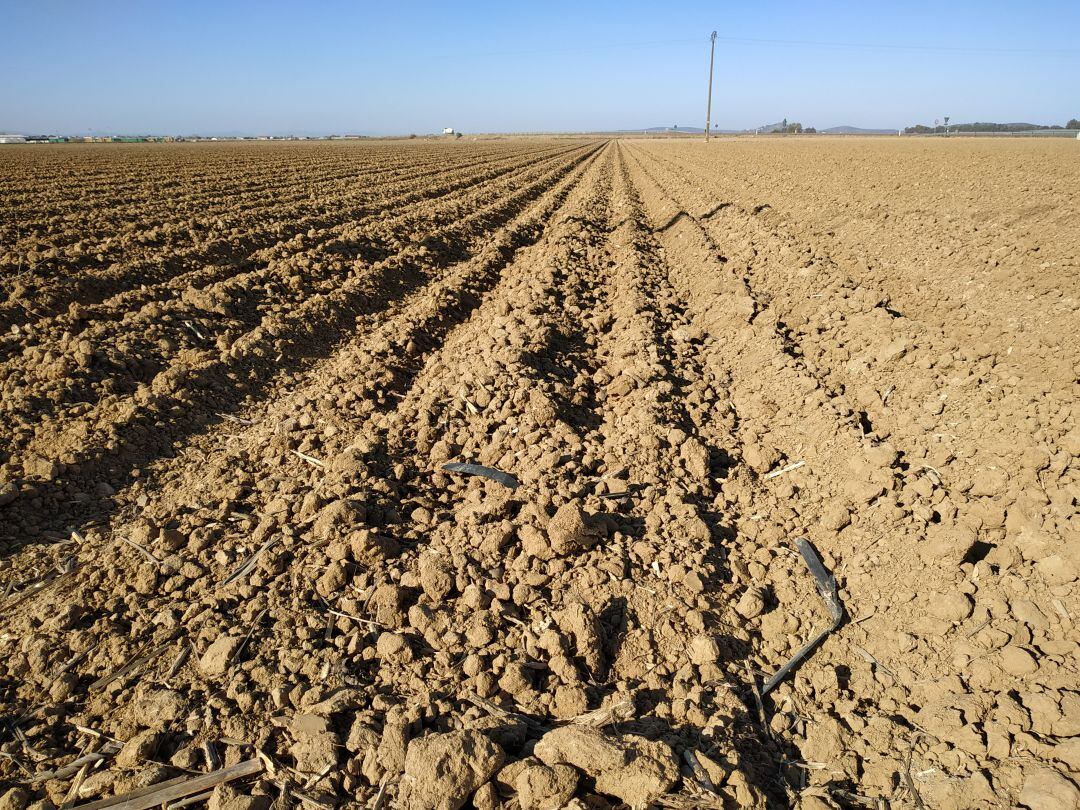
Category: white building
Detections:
[{"x1": 442, "y1": 127, "x2": 455, "y2": 135}]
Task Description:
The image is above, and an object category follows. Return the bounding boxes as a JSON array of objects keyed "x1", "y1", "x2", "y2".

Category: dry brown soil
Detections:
[{"x1": 0, "y1": 137, "x2": 1077, "y2": 810}]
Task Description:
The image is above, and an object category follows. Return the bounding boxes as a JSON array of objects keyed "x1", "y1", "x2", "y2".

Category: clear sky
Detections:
[{"x1": 3, "y1": 0, "x2": 1077, "y2": 135}]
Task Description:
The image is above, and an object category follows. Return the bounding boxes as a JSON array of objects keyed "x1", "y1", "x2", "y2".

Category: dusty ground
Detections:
[{"x1": 0, "y1": 137, "x2": 1077, "y2": 810}]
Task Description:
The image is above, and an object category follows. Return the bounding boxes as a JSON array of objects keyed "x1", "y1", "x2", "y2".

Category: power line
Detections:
[
  {"x1": 715, "y1": 34, "x2": 1079, "y2": 56},
  {"x1": 468, "y1": 37, "x2": 701, "y2": 59},
  {"x1": 466, "y1": 34, "x2": 1078, "y2": 60}
]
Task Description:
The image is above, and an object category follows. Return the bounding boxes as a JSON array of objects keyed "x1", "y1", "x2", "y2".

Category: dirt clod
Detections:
[
  {"x1": 115, "y1": 730, "x2": 160, "y2": 769},
  {"x1": 515, "y1": 761, "x2": 579, "y2": 810},
  {"x1": 546, "y1": 502, "x2": 603, "y2": 555},
  {"x1": 402, "y1": 730, "x2": 505, "y2": 810},
  {"x1": 199, "y1": 635, "x2": 242, "y2": 677},
  {"x1": 1019, "y1": 766, "x2": 1080, "y2": 810},
  {"x1": 533, "y1": 726, "x2": 679, "y2": 806}
]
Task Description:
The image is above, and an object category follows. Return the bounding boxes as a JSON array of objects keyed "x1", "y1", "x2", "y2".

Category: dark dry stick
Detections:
[
  {"x1": 761, "y1": 538, "x2": 844, "y2": 696},
  {"x1": 743, "y1": 660, "x2": 771, "y2": 739},
  {"x1": 220, "y1": 537, "x2": 279, "y2": 588},
  {"x1": 441, "y1": 462, "x2": 519, "y2": 489},
  {"x1": 230, "y1": 608, "x2": 268, "y2": 666},
  {"x1": 165, "y1": 644, "x2": 191, "y2": 681},
  {"x1": 903, "y1": 739, "x2": 927, "y2": 810},
  {"x1": 88, "y1": 639, "x2": 173, "y2": 693}
]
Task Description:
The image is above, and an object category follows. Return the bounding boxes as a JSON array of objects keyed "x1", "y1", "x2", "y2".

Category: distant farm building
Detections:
[{"x1": 442, "y1": 127, "x2": 455, "y2": 135}]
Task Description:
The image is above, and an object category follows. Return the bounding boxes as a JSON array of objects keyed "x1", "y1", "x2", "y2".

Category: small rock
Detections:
[
  {"x1": 1050, "y1": 739, "x2": 1080, "y2": 771},
  {"x1": 683, "y1": 570, "x2": 705, "y2": 593},
  {"x1": 377, "y1": 714, "x2": 410, "y2": 775},
  {"x1": 845, "y1": 479, "x2": 885, "y2": 505},
  {"x1": 969, "y1": 468, "x2": 1009, "y2": 498},
  {"x1": 350, "y1": 529, "x2": 399, "y2": 562},
  {"x1": 116, "y1": 764, "x2": 169, "y2": 792},
  {"x1": 1012, "y1": 600, "x2": 1050, "y2": 629},
  {"x1": 309, "y1": 687, "x2": 361, "y2": 716},
  {"x1": 1021, "y1": 447, "x2": 1051, "y2": 472},
  {"x1": 133, "y1": 565, "x2": 158, "y2": 595},
  {"x1": 680, "y1": 439, "x2": 710, "y2": 479},
  {"x1": 495, "y1": 759, "x2": 532, "y2": 793},
  {"x1": 552, "y1": 685, "x2": 589, "y2": 719},
  {"x1": 209, "y1": 784, "x2": 271, "y2": 810},
  {"x1": 79, "y1": 770, "x2": 116, "y2": 799},
  {"x1": 312, "y1": 499, "x2": 363, "y2": 541},
  {"x1": 376, "y1": 631, "x2": 408, "y2": 658},
  {"x1": 554, "y1": 602, "x2": 604, "y2": 676},
  {"x1": 876, "y1": 338, "x2": 909, "y2": 364},
  {"x1": 316, "y1": 564, "x2": 346, "y2": 598},
  {"x1": 159, "y1": 527, "x2": 187, "y2": 550},
  {"x1": 346, "y1": 718, "x2": 379, "y2": 754},
  {"x1": 689, "y1": 750, "x2": 731, "y2": 788},
  {"x1": 170, "y1": 746, "x2": 201, "y2": 770},
  {"x1": 595, "y1": 736, "x2": 679, "y2": 806},
  {"x1": 1054, "y1": 693, "x2": 1080, "y2": 737},
  {"x1": 534, "y1": 726, "x2": 624, "y2": 775}
]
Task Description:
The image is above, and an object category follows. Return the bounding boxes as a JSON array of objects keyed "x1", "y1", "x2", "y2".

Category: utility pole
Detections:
[{"x1": 705, "y1": 30, "x2": 718, "y2": 142}]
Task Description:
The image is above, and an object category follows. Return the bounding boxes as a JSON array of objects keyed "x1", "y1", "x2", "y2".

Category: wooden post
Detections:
[{"x1": 705, "y1": 31, "x2": 718, "y2": 142}]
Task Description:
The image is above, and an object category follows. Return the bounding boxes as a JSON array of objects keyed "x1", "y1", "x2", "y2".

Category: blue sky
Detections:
[{"x1": 3, "y1": 0, "x2": 1077, "y2": 135}]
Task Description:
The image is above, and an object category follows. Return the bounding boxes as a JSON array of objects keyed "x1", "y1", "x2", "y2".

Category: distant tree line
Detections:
[
  {"x1": 770, "y1": 119, "x2": 810, "y2": 134},
  {"x1": 905, "y1": 119, "x2": 1080, "y2": 134}
]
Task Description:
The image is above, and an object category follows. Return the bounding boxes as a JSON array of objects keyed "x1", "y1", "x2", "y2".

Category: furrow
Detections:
[
  {"x1": 0, "y1": 142, "x2": 586, "y2": 331},
  {"x1": 0, "y1": 143, "x2": 599, "y2": 448},
  {"x1": 0, "y1": 141, "x2": 606, "y2": 553}
]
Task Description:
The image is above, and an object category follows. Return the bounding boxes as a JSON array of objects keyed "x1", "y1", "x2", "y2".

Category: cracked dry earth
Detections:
[{"x1": 0, "y1": 137, "x2": 1077, "y2": 810}]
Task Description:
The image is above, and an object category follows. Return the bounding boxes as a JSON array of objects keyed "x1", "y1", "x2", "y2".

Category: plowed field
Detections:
[{"x1": 1, "y1": 138, "x2": 1077, "y2": 810}]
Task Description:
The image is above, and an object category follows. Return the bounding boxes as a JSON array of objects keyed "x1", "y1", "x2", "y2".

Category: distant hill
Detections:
[
  {"x1": 754, "y1": 120, "x2": 787, "y2": 133},
  {"x1": 821, "y1": 125, "x2": 896, "y2": 135}
]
